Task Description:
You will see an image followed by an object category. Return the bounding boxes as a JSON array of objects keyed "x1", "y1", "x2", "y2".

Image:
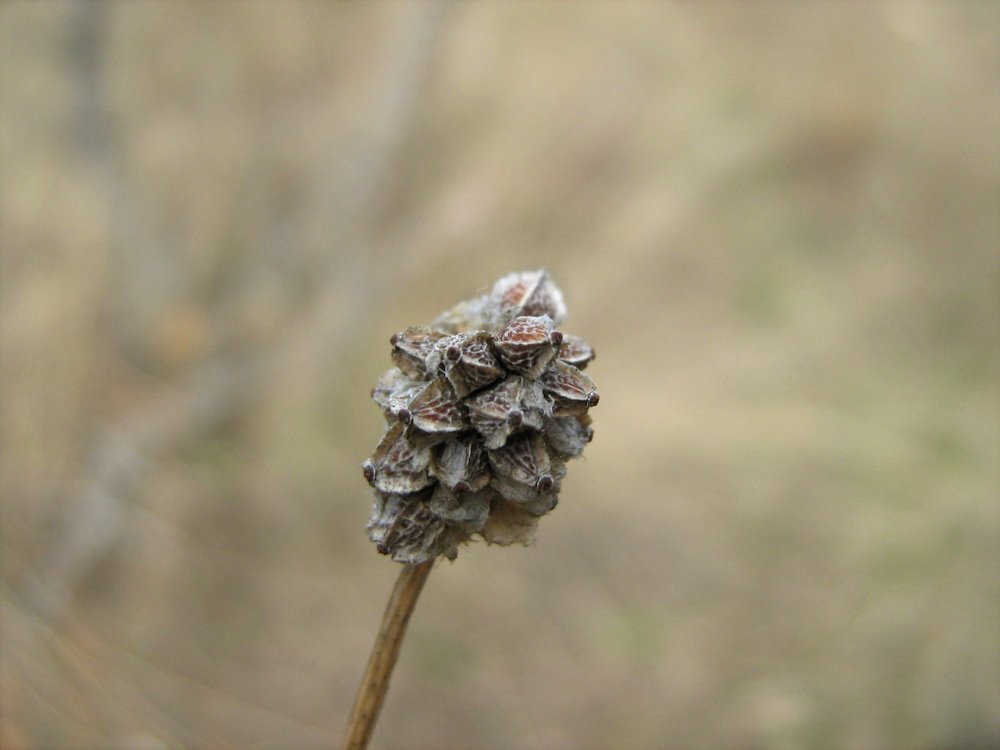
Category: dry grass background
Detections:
[{"x1": 1, "y1": 2, "x2": 998, "y2": 749}]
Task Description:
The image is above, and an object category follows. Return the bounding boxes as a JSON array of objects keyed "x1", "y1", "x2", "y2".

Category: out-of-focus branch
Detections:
[
  {"x1": 70, "y1": 0, "x2": 182, "y2": 349},
  {"x1": 278, "y1": 0, "x2": 449, "y2": 377},
  {"x1": 17, "y1": 0, "x2": 450, "y2": 623}
]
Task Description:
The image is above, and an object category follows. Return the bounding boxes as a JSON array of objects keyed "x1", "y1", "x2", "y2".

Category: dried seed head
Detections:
[
  {"x1": 367, "y1": 493, "x2": 462, "y2": 563},
  {"x1": 541, "y1": 360, "x2": 599, "y2": 416},
  {"x1": 466, "y1": 376, "x2": 546, "y2": 449},
  {"x1": 363, "y1": 270, "x2": 598, "y2": 563},
  {"x1": 366, "y1": 422, "x2": 434, "y2": 495},
  {"x1": 493, "y1": 316, "x2": 559, "y2": 379},
  {"x1": 406, "y1": 378, "x2": 468, "y2": 436},
  {"x1": 437, "y1": 331, "x2": 504, "y2": 398},
  {"x1": 429, "y1": 433, "x2": 489, "y2": 494},
  {"x1": 390, "y1": 327, "x2": 447, "y2": 379},
  {"x1": 428, "y1": 484, "x2": 491, "y2": 531},
  {"x1": 371, "y1": 368, "x2": 423, "y2": 422},
  {"x1": 556, "y1": 333, "x2": 595, "y2": 369},
  {"x1": 543, "y1": 414, "x2": 593, "y2": 459},
  {"x1": 491, "y1": 269, "x2": 567, "y2": 324}
]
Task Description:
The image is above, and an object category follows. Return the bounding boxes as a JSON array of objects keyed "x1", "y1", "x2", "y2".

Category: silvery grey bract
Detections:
[{"x1": 364, "y1": 270, "x2": 598, "y2": 564}]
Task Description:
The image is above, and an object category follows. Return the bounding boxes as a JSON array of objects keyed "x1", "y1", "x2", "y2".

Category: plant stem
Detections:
[{"x1": 342, "y1": 560, "x2": 434, "y2": 750}]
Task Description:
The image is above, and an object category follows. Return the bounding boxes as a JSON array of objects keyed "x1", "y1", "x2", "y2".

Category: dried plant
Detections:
[{"x1": 343, "y1": 270, "x2": 598, "y2": 749}]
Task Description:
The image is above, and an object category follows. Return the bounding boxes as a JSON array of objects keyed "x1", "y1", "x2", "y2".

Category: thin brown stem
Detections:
[{"x1": 341, "y1": 560, "x2": 434, "y2": 750}]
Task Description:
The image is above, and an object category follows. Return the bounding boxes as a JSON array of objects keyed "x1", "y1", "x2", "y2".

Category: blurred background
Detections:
[{"x1": 1, "y1": 2, "x2": 998, "y2": 748}]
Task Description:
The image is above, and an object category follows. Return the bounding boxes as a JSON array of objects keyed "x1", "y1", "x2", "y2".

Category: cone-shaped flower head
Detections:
[{"x1": 364, "y1": 270, "x2": 598, "y2": 563}]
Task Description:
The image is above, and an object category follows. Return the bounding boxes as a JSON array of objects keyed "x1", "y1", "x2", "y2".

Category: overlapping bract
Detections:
[{"x1": 364, "y1": 270, "x2": 598, "y2": 563}]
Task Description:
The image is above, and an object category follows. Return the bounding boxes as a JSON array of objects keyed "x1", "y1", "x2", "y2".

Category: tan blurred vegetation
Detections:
[{"x1": 1, "y1": 2, "x2": 998, "y2": 749}]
